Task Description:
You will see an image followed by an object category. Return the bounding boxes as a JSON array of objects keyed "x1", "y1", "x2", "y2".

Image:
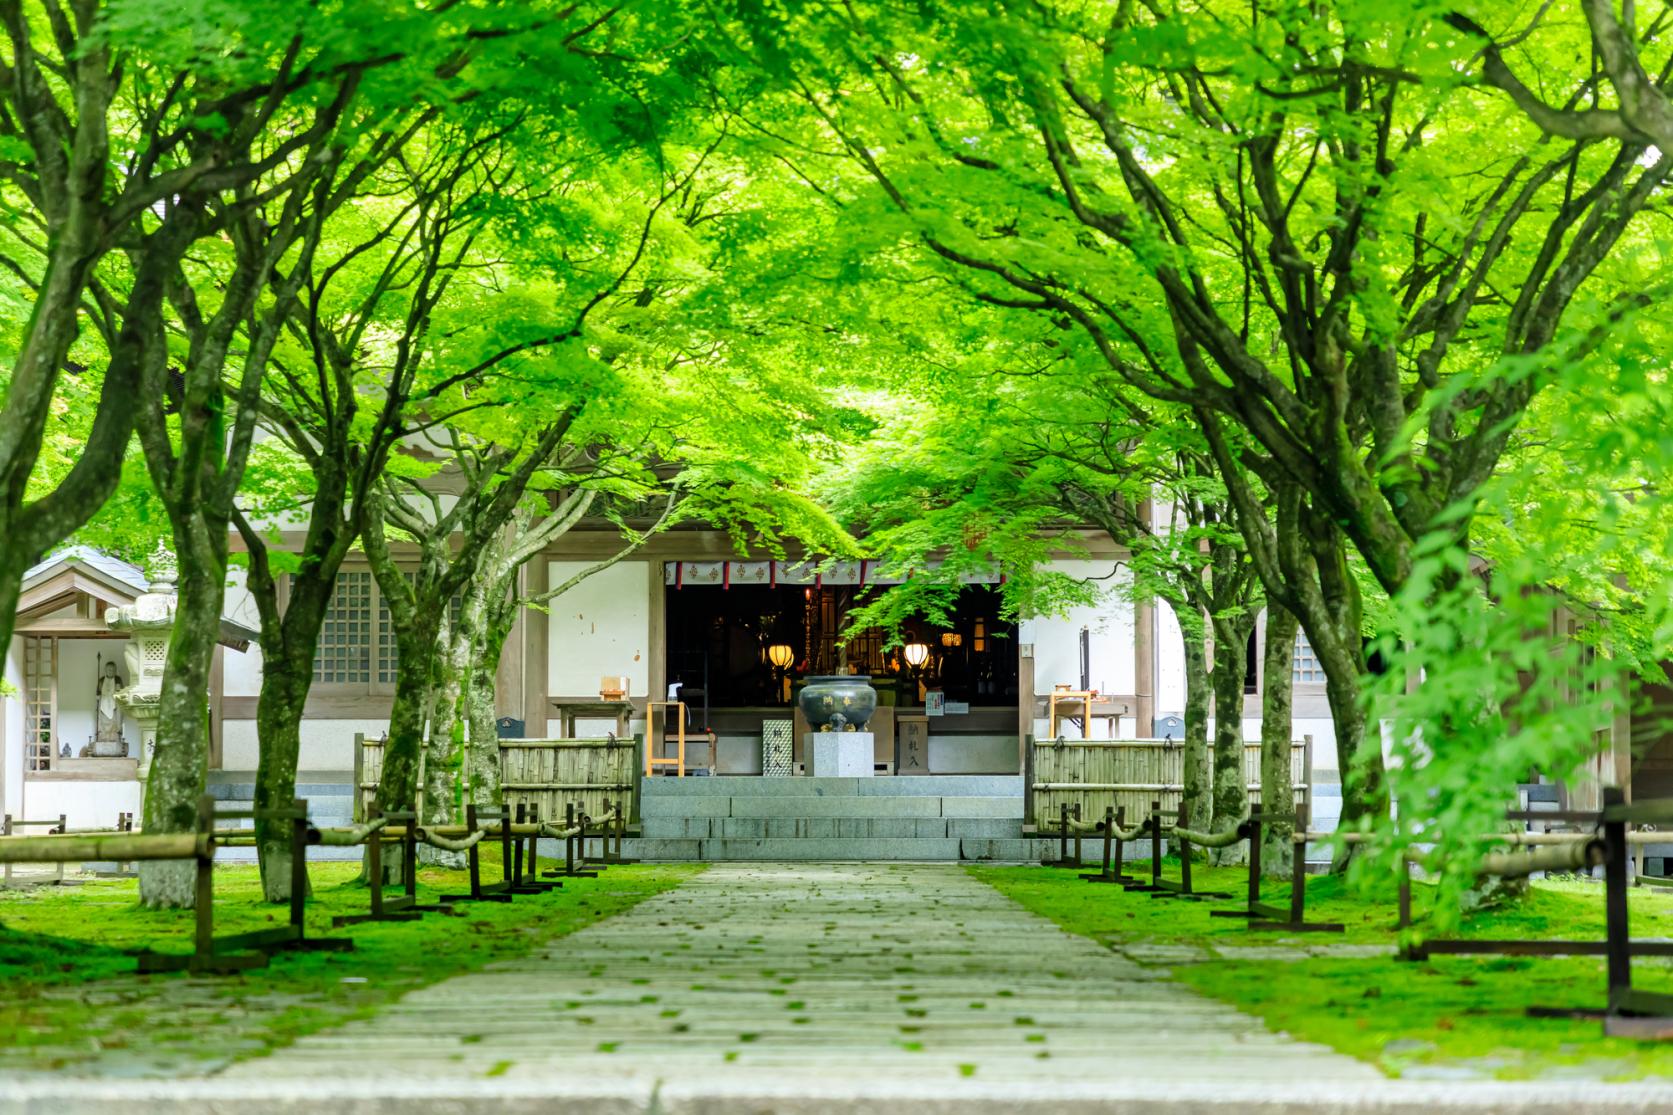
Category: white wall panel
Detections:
[
  {"x1": 1026, "y1": 559, "x2": 1135, "y2": 697},
  {"x1": 547, "y1": 560, "x2": 651, "y2": 698},
  {"x1": 220, "y1": 718, "x2": 387, "y2": 772}
]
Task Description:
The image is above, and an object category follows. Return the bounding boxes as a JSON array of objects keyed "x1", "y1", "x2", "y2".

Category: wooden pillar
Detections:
[
  {"x1": 208, "y1": 645, "x2": 224, "y2": 770},
  {"x1": 647, "y1": 562, "x2": 667, "y2": 706},
  {"x1": 523, "y1": 558, "x2": 549, "y2": 737},
  {"x1": 1016, "y1": 642, "x2": 1035, "y2": 773}
]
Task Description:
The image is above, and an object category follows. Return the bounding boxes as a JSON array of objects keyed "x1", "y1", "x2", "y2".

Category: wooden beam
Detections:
[
  {"x1": 209, "y1": 645, "x2": 224, "y2": 770},
  {"x1": 523, "y1": 558, "x2": 549, "y2": 736},
  {"x1": 647, "y1": 562, "x2": 667, "y2": 705}
]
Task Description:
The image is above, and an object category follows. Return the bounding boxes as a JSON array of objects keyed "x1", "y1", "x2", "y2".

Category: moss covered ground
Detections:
[
  {"x1": 0, "y1": 860, "x2": 700, "y2": 1076},
  {"x1": 971, "y1": 860, "x2": 1673, "y2": 1080}
]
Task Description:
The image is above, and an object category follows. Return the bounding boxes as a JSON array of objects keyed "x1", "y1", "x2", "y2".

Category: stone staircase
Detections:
[
  {"x1": 628, "y1": 775, "x2": 1045, "y2": 862},
  {"x1": 207, "y1": 770, "x2": 360, "y2": 862}
]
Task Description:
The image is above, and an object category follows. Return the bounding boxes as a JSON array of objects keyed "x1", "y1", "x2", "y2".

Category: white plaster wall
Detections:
[
  {"x1": 222, "y1": 569, "x2": 264, "y2": 697},
  {"x1": 221, "y1": 718, "x2": 387, "y2": 773},
  {"x1": 18, "y1": 779, "x2": 141, "y2": 828},
  {"x1": 3, "y1": 637, "x2": 23, "y2": 818},
  {"x1": 1155, "y1": 599, "x2": 1187, "y2": 719},
  {"x1": 547, "y1": 560, "x2": 651, "y2": 698},
  {"x1": 1024, "y1": 559, "x2": 1136, "y2": 697}
]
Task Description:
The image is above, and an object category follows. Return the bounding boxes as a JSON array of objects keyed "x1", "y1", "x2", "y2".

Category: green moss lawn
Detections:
[
  {"x1": 972, "y1": 860, "x2": 1673, "y2": 1080},
  {"x1": 0, "y1": 860, "x2": 699, "y2": 1076}
]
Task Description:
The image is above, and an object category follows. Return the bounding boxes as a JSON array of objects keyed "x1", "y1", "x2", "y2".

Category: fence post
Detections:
[
  {"x1": 193, "y1": 795, "x2": 216, "y2": 965},
  {"x1": 565, "y1": 802, "x2": 576, "y2": 876},
  {"x1": 1058, "y1": 803, "x2": 1069, "y2": 865},
  {"x1": 526, "y1": 803, "x2": 540, "y2": 883},
  {"x1": 614, "y1": 799, "x2": 626, "y2": 862},
  {"x1": 1289, "y1": 804, "x2": 1309, "y2": 924},
  {"x1": 1099, "y1": 806, "x2": 1114, "y2": 877},
  {"x1": 1072, "y1": 803, "x2": 1083, "y2": 866},
  {"x1": 1113, "y1": 806, "x2": 1127, "y2": 881},
  {"x1": 1149, "y1": 800, "x2": 1162, "y2": 889},
  {"x1": 403, "y1": 802, "x2": 418, "y2": 899},
  {"x1": 289, "y1": 799, "x2": 307, "y2": 938},
  {"x1": 465, "y1": 804, "x2": 482, "y2": 900},
  {"x1": 1176, "y1": 802, "x2": 1193, "y2": 894},
  {"x1": 369, "y1": 808, "x2": 385, "y2": 919},
  {"x1": 1603, "y1": 786, "x2": 1631, "y2": 1009},
  {"x1": 512, "y1": 802, "x2": 526, "y2": 885}
]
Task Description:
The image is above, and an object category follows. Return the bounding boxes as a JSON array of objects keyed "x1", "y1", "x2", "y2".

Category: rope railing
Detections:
[
  {"x1": 1048, "y1": 785, "x2": 1673, "y2": 1041},
  {"x1": 415, "y1": 827, "x2": 488, "y2": 854},
  {"x1": 0, "y1": 789, "x2": 622, "y2": 967}
]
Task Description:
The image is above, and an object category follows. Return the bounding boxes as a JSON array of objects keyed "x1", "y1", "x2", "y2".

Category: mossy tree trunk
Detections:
[
  {"x1": 132, "y1": 187, "x2": 329, "y2": 907},
  {"x1": 1204, "y1": 435, "x2": 1390, "y2": 842},
  {"x1": 1176, "y1": 601, "x2": 1213, "y2": 837},
  {"x1": 137, "y1": 527, "x2": 226, "y2": 907},
  {"x1": 1208, "y1": 606, "x2": 1257, "y2": 859},
  {"x1": 1259, "y1": 602, "x2": 1300, "y2": 876}
]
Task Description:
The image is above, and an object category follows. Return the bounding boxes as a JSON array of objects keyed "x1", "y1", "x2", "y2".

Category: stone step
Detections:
[
  {"x1": 571, "y1": 836, "x2": 1051, "y2": 863},
  {"x1": 641, "y1": 775, "x2": 1022, "y2": 797},
  {"x1": 641, "y1": 817, "x2": 1023, "y2": 840},
  {"x1": 640, "y1": 795, "x2": 1022, "y2": 820}
]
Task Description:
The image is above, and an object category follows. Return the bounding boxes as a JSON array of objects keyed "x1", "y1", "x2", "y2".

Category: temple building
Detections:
[{"x1": 9, "y1": 523, "x2": 1656, "y2": 863}]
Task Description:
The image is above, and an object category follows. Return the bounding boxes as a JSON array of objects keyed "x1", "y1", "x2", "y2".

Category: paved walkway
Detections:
[
  {"x1": 229, "y1": 862, "x2": 1369, "y2": 1086},
  {"x1": 9, "y1": 864, "x2": 1673, "y2": 1111}
]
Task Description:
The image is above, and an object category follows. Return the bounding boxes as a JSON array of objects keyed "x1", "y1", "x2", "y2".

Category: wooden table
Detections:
[{"x1": 549, "y1": 700, "x2": 634, "y2": 739}]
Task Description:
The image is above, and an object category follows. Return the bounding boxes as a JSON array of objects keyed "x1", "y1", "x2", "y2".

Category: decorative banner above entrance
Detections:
[{"x1": 662, "y1": 561, "x2": 1002, "y2": 587}]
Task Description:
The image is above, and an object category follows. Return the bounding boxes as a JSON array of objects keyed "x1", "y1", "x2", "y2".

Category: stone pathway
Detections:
[
  {"x1": 9, "y1": 864, "x2": 1673, "y2": 1110},
  {"x1": 220, "y1": 862, "x2": 1372, "y2": 1087}
]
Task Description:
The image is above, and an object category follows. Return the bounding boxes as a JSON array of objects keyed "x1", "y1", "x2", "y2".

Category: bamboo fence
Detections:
[
  {"x1": 354, "y1": 735, "x2": 639, "y2": 825},
  {"x1": 1029, "y1": 735, "x2": 1312, "y2": 825}
]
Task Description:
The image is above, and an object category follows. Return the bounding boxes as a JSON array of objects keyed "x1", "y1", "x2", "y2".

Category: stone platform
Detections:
[{"x1": 631, "y1": 775, "x2": 1044, "y2": 862}]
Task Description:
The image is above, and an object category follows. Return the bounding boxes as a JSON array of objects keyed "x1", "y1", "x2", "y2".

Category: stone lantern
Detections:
[{"x1": 105, "y1": 541, "x2": 179, "y2": 787}]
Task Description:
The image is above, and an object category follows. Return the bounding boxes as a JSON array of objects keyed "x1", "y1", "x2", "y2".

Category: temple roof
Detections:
[{"x1": 18, "y1": 546, "x2": 259, "y2": 651}]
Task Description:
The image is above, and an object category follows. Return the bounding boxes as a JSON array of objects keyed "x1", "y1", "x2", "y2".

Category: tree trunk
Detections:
[
  {"x1": 1209, "y1": 613, "x2": 1254, "y2": 863},
  {"x1": 1259, "y1": 604, "x2": 1299, "y2": 876},
  {"x1": 252, "y1": 642, "x2": 315, "y2": 903},
  {"x1": 1299, "y1": 507, "x2": 1388, "y2": 833},
  {"x1": 463, "y1": 645, "x2": 504, "y2": 808},
  {"x1": 372, "y1": 616, "x2": 442, "y2": 821},
  {"x1": 1179, "y1": 609, "x2": 1213, "y2": 838},
  {"x1": 138, "y1": 529, "x2": 225, "y2": 908},
  {"x1": 426, "y1": 620, "x2": 470, "y2": 823}
]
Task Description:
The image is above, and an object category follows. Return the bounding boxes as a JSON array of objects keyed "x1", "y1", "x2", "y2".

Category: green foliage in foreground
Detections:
[
  {"x1": 974, "y1": 864, "x2": 1673, "y2": 1080},
  {"x1": 0, "y1": 862, "x2": 699, "y2": 1075}
]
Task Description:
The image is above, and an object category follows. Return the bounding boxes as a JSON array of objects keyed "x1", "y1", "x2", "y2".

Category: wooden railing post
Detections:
[
  {"x1": 289, "y1": 798, "x2": 308, "y2": 938},
  {"x1": 1176, "y1": 802, "x2": 1193, "y2": 895},
  {"x1": 1603, "y1": 786, "x2": 1632, "y2": 1009},
  {"x1": 1149, "y1": 800, "x2": 1162, "y2": 889},
  {"x1": 512, "y1": 802, "x2": 526, "y2": 885},
  {"x1": 565, "y1": 802, "x2": 576, "y2": 876},
  {"x1": 1113, "y1": 806, "x2": 1127, "y2": 881},
  {"x1": 193, "y1": 795, "x2": 216, "y2": 965}
]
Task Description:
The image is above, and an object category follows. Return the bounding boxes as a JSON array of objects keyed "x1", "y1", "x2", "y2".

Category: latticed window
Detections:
[
  {"x1": 1293, "y1": 631, "x2": 1325, "y2": 684},
  {"x1": 313, "y1": 572, "x2": 373, "y2": 683},
  {"x1": 23, "y1": 636, "x2": 56, "y2": 771},
  {"x1": 376, "y1": 587, "x2": 400, "y2": 685},
  {"x1": 306, "y1": 570, "x2": 462, "y2": 689}
]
